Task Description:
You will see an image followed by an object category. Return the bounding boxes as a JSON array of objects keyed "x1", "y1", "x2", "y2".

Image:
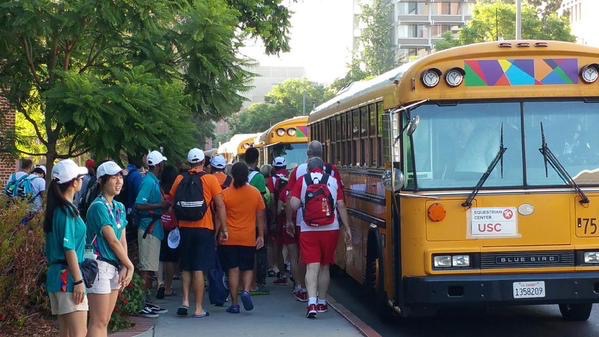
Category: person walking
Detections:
[
  {"x1": 156, "y1": 165, "x2": 180, "y2": 299},
  {"x1": 86, "y1": 161, "x2": 134, "y2": 337},
  {"x1": 44, "y1": 159, "x2": 89, "y2": 337},
  {"x1": 4, "y1": 158, "x2": 33, "y2": 198},
  {"x1": 135, "y1": 150, "x2": 169, "y2": 317},
  {"x1": 19, "y1": 165, "x2": 47, "y2": 225},
  {"x1": 285, "y1": 140, "x2": 345, "y2": 302},
  {"x1": 220, "y1": 162, "x2": 266, "y2": 314},
  {"x1": 286, "y1": 157, "x2": 352, "y2": 319},
  {"x1": 170, "y1": 148, "x2": 227, "y2": 318},
  {"x1": 267, "y1": 157, "x2": 290, "y2": 285},
  {"x1": 210, "y1": 155, "x2": 232, "y2": 189}
]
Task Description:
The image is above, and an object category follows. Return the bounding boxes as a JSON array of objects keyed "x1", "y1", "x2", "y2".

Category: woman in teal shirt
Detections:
[
  {"x1": 44, "y1": 159, "x2": 89, "y2": 337},
  {"x1": 86, "y1": 161, "x2": 134, "y2": 337}
]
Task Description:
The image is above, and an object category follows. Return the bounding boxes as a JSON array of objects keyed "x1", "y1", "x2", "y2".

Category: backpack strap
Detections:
[
  {"x1": 248, "y1": 171, "x2": 259, "y2": 183},
  {"x1": 303, "y1": 173, "x2": 313, "y2": 186},
  {"x1": 324, "y1": 163, "x2": 333, "y2": 176},
  {"x1": 222, "y1": 175, "x2": 232, "y2": 189}
]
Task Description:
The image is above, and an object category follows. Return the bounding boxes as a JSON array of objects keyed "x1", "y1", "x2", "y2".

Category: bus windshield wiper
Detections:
[
  {"x1": 462, "y1": 124, "x2": 507, "y2": 208},
  {"x1": 538, "y1": 122, "x2": 589, "y2": 205}
]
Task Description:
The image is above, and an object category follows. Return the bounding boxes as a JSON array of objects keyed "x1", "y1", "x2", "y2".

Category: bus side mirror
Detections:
[{"x1": 383, "y1": 169, "x2": 404, "y2": 192}]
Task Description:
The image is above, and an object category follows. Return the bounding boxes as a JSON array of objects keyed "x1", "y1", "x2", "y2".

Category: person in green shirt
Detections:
[
  {"x1": 44, "y1": 159, "x2": 89, "y2": 337},
  {"x1": 245, "y1": 147, "x2": 270, "y2": 294},
  {"x1": 86, "y1": 161, "x2": 134, "y2": 337}
]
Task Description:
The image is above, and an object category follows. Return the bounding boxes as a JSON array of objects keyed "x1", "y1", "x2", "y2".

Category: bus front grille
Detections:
[{"x1": 480, "y1": 251, "x2": 575, "y2": 269}]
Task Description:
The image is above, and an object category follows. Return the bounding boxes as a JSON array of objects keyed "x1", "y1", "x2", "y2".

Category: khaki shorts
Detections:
[
  {"x1": 49, "y1": 292, "x2": 89, "y2": 315},
  {"x1": 88, "y1": 260, "x2": 120, "y2": 294},
  {"x1": 138, "y1": 229, "x2": 161, "y2": 272}
]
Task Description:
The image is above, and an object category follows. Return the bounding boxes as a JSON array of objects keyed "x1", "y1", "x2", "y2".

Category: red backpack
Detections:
[{"x1": 302, "y1": 173, "x2": 335, "y2": 227}]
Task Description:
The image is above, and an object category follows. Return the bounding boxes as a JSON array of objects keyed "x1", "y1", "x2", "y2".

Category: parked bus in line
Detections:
[
  {"x1": 258, "y1": 116, "x2": 310, "y2": 169},
  {"x1": 217, "y1": 133, "x2": 259, "y2": 163},
  {"x1": 309, "y1": 40, "x2": 599, "y2": 321}
]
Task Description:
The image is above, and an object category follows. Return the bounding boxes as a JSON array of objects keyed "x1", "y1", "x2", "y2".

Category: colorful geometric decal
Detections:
[
  {"x1": 296, "y1": 126, "x2": 309, "y2": 138},
  {"x1": 465, "y1": 59, "x2": 579, "y2": 87}
]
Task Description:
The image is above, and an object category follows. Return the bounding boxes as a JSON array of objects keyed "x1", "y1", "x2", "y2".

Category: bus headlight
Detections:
[
  {"x1": 584, "y1": 252, "x2": 599, "y2": 264},
  {"x1": 421, "y1": 68, "x2": 442, "y2": 88},
  {"x1": 287, "y1": 128, "x2": 297, "y2": 136},
  {"x1": 433, "y1": 255, "x2": 452, "y2": 268},
  {"x1": 445, "y1": 68, "x2": 465, "y2": 87},
  {"x1": 452, "y1": 255, "x2": 471, "y2": 267},
  {"x1": 276, "y1": 128, "x2": 286, "y2": 137},
  {"x1": 580, "y1": 64, "x2": 599, "y2": 84}
]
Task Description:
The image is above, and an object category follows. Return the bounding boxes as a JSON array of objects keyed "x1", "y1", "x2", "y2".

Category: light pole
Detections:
[{"x1": 516, "y1": 0, "x2": 522, "y2": 40}]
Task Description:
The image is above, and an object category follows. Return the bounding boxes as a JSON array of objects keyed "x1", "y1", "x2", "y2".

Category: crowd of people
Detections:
[{"x1": 6, "y1": 140, "x2": 352, "y2": 337}]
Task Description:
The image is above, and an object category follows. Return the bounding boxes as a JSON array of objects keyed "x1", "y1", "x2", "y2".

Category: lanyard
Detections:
[{"x1": 99, "y1": 194, "x2": 123, "y2": 229}]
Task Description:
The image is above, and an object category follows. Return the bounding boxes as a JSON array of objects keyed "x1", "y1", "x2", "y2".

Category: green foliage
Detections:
[
  {"x1": 228, "y1": 79, "x2": 328, "y2": 134},
  {"x1": 449, "y1": 2, "x2": 575, "y2": 50},
  {"x1": 326, "y1": 57, "x2": 370, "y2": 97},
  {"x1": 359, "y1": 0, "x2": 398, "y2": 75},
  {"x1": 433, "y1": 32, "x2": 462, "y2": 52},
  {"x1": 0, "y1": 198, "x2": 51, "y2": 333},
  {"x1": 0, "y1": 0, "x2": 291, "y2": 167}
]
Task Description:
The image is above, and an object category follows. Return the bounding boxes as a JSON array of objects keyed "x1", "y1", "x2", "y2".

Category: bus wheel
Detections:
[{"x1": 559, "y1": 303, "x2": 592, "y2": 321}]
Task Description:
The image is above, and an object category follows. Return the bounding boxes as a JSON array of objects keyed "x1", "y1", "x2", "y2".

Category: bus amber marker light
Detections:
[
  {"x1": 421, "y1": 68, "x2": 441, "y2": 88},
  {"x1": 445, "y1": 68, "x2": 465, "y2": 87},
  {"x1": 580, "y1": 64, "x2": 599, "y2": 84},
  {"x1": 427, "y1": 203, "x2": 446, "y2": 222}
]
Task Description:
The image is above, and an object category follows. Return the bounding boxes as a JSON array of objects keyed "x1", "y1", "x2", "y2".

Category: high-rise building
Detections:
[
  {"x1": 353, "y1": 0, "x2": 475, "y2": 63},
  {"x1": 560, "y1": 0, "x2": 599, "y2": 47}
]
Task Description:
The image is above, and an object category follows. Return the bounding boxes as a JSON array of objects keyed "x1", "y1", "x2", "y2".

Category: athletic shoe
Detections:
[
  {"x1": 273, "y1": 277, "x2": 288, "y2": 286},
  {"x1": 306, "y1": 304, "x2": 317, "y2": 319},
  {"x1": 316, "y1": 303, "x2": 328, "y2": 313},
  {"x1": 139, "y1": 306, "x2": 159, "y2": 318},
  {"x1": 294, "y1": 289, "x2": 308, "y2": 302},
  {"x1": 240, "y1": 291, "x2": 254, "y2": 311},
  {"x1": 145, "y1": 302, "x2": 168, "y2": 314}
]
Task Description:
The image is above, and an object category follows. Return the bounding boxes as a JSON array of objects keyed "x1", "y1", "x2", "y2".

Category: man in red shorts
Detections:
[{"x1": 286, "y1": 157, "x2": 352, "y2": 319}]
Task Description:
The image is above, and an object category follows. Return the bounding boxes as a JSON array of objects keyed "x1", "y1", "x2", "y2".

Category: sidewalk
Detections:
[{"x1": 127, "y1": 279, "x2": 363, "y2": 337}]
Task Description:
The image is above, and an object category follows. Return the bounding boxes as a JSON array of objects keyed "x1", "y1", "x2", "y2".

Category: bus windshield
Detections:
[
  {"x1": 270, "y1": 143, "x2": 308, "y2": 169},
  {"x1": 405, "y1": 101, "x2": 599, "y2": 190}
]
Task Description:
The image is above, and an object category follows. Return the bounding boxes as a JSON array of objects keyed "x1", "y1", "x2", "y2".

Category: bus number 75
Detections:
[{"x1": 577, "y1": 218, "x2": 598, "y2": 235}]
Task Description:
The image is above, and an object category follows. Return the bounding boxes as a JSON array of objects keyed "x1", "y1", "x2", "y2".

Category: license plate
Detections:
[{"x1": 513, "y1": 281, "x2": 545, "y2": 299}]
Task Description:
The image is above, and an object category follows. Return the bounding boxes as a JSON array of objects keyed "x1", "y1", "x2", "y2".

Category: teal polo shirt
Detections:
[
  {"x1": 135, "y1": 172, "x2": 164, "y2": 240},
  {"x1": 45, "y1": 205, "x2": 86, "y2": 293},
  {"x1": 86, "y1": 196, "x2": 128, "y2": 264}
]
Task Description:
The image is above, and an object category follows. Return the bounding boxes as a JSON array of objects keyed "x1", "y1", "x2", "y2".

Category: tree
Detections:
[
  {"x1": 228, "y1": 79, "x2": 328, "y2": 135},
  {"x1": 433, "y1": 32, "x2": 462, "y2": 53},
  {"x1": 359, "y1": 0, "x2": 398, "y2": 76},
  {"x1": 326, "y1": 57, "x2": 370, "y2": 97},
  {"x1": 435, "y1": 2, "x2": 575, "y2": 51},
  {"x1": 0, "y1": 0, "x2": 291, "y2": 173}
]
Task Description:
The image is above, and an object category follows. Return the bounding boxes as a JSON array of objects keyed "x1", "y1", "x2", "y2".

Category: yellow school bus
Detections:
[
  {"x1": 217, "y1": 133, "x2": 259, "y2": 163},
  {"x1": 309, "y1": 40, "x2": 599, "y2": 321},
  {"x1": 259, "y1": 116, "x2": 310, "y2": 169}
]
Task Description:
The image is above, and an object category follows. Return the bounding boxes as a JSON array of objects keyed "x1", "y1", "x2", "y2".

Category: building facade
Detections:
[
  {"x1": 0, "y1": 97, "x2": 17, "y2": 186},
  {"x1": 560, "y1": 0, "x2": 599, "y2": 47},
  {"x1": 353, "y1": 0, "x2": 475, "y2": 64}
]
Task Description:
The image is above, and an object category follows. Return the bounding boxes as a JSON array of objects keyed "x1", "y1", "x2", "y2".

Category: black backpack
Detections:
[
  {"x1": 79, "y1": 176, "x2": 99, "y2": 218},
  {"x1": 174, "y1": 172, "x2": 208, "y2": 221}
]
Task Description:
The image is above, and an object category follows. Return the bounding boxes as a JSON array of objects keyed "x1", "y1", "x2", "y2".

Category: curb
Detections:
[
  {"x1": 109, "y1": 316, "x2": 155, "y2": 337},
  {"x1": 328, "y1": 296, "x2": 383, "y2": 337}
]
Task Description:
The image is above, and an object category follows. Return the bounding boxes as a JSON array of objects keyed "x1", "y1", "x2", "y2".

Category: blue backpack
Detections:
[
  {"x1": 208, "y1": 255, "x2": 229, "y2": 306},
  {"x1": 4, "y1": 173, "x2": 27, "y2": 199},
  {"x1": 17, "y1": 176, "x2": 38, "y2": 200}
]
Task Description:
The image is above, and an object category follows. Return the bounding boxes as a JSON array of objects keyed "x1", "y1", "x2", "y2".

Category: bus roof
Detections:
[
  {"x1": 259, "y1": 116, "x2": 309, "y2": 145},
  {"x1": 310, "y1": 40, "x2": 599, "y2": 123},
  {"x1": 218, "y1": 133, "x2": 260, "y2": 156}
]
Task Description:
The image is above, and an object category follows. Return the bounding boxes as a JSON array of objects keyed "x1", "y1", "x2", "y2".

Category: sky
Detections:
[{"x1": 239, "y1": 0, "x2": 355, "y2": 85}]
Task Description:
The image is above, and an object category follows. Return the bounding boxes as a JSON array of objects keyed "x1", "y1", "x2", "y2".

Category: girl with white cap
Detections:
[
  {"x1": 44, "y1": 159, "x2": 89, "y2": 337},
  {"x1": 86, "y1": 161, "x2": 134, "y2": 337}
]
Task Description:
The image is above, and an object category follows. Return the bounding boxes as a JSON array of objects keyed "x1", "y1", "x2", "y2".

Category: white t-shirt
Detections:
[
  {"x1": 27, "y1": 175, "x2": 46, "y2": 212},
  {"x1": 291, "y1": 171, "x2": 340, "y2": 232}
]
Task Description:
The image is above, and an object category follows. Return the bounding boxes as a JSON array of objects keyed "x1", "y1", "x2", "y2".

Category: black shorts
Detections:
[
  {"x1": 160, "y1": 230, "x2": 180, "y2": 262},
  {"x1": 219, "y1": 246, "x2": 256, "y2": 271},
  {"x1": 179, "y1": 228, "x2": 215, "y2": 272}
]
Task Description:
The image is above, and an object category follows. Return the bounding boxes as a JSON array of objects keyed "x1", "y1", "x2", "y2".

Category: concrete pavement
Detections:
[{"x1": 131, "y1": 279, "x2": 364, "y2": 337}]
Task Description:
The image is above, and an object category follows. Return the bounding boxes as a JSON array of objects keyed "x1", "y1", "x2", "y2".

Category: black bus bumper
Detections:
[{"x1": 404, "y1": 272, "x2": 599, "y2": 306}]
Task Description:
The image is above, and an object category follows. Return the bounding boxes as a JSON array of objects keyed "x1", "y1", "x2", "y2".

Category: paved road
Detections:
[
  {"x1": 329, "y1": 271, "x2": 599, "y2": 337},
  {"x1": 142, "y1": 279, "x2": 363, "y2": 337}
]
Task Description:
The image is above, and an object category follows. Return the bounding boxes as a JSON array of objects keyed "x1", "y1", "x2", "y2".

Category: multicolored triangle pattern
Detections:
[{"x1": 465, "y1": 59, "x2": 579, "y2": 87}]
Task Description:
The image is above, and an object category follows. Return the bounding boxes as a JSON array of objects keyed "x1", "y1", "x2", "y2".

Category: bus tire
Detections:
[{"x1": 559, "y1": 303, "x2": 592, "y2": 321}]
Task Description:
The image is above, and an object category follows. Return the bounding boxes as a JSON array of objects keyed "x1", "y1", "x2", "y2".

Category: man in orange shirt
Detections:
[
  {"x1": 210, "y1": 155, "x2": 232, "y2": 189},
  {"x1": 170, "y1": 148, "x2": 228, "y2": 318},
  {"x1": 220, "y1": 162, "x2": 266, "y2": 314}
]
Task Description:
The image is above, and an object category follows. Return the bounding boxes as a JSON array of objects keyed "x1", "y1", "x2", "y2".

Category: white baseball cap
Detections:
[
  {"x1": 52, "y1": 159, "x2": 88, "y2": 184},
  {"x1": 210, "y1": 155, "x2": 226, "y2": 169},
  {"x1": 187, "y1": 148, "x2": 205, "y2": 164},
  {"x1": 147, "y1": 150, "x2": 167, "y2": 166},
  {"x1": 273, "y1": 156, "x2": 287, "y2": 168},
  {"x1": 97, "y1": 161, "x2": 126, "y2": 178},
  {"x1": 36, "y1": 165, "x2": 47, "y2": 175},
  {"x1": 167, "y1": 228, "x2": 180, "y2": 249}
]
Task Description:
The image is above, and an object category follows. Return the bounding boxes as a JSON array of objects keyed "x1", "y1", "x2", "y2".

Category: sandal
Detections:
[
  {"x1": 192, "y1": 312, "x2": 209, "y2": 318},
  {"x1": 177, "y1": 306, "x2": 189, "y2": 317}
]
